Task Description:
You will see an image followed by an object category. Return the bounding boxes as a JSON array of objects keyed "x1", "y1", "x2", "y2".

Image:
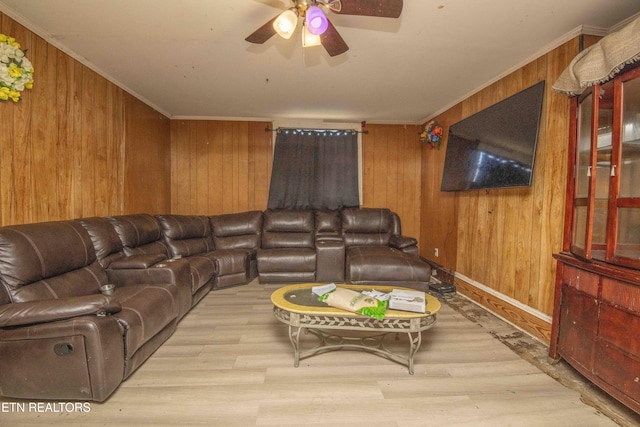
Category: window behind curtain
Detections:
[{"x1": 267, "y1": 128, "x2": 360, "y2": 210}]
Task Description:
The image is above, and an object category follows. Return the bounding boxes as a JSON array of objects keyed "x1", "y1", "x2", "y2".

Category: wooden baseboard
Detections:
[
  {"x1": 453, "y1": 275, "x2": 552, "y2": 344},
  {"x1": 421, "y1": 257, "x2": 455, "y2": 286}
]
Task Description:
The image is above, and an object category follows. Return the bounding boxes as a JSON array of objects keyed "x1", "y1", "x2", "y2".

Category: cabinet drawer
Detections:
[
  {"x1": 563, "y1": 265, "x2": 599, "y2": 297},
  {"x1": 602, "y1": 277, "x2": 640, "y2": 313},
  {"x1": 599, "y1": 304, "x2": 640, "y2": 356},
  {"x1": 594, "y1": 341, "x2": 640, "y2": 409},
  {"x1": 558, "y1": 285, "x2": 599, "y2": 371}
]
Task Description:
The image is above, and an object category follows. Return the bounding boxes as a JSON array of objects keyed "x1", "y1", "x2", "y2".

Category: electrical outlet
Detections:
[{"x1": 434, "y1": 248, "x2": 439, "y2": 257}]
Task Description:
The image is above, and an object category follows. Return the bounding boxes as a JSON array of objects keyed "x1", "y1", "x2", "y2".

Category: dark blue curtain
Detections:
[{"x1": 267, "y1": 128, "x2": 359, "y2": 210}]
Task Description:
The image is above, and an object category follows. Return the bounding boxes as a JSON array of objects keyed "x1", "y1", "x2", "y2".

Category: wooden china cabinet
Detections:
[{"x1": 550, "y1": 65, "x2": 640, "y2": 414}]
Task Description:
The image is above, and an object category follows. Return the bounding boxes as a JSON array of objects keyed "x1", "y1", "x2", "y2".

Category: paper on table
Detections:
[
  {"x1": 361, "y1": 290, "x2": 390, "y2": 301},
  {"x1": 312, "y1": 283, "x2": 336, "y2": 296},
  {"x1": 388, "y1": 289, "x2": 426, "y2": 313}
]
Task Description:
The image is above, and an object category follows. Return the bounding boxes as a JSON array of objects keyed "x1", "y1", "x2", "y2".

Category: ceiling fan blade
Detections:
[
  {"x1": 320, "y1": 20, "x2": 349, "y2": 57},
  {"x1": 245, "y1": 15, "x2": 279, "y2": 44},
  {"x1": 331, "y1": 0, "x2": 403, "y2": 18}
]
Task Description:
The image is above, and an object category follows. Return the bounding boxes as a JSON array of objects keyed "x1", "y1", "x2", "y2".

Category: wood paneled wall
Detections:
[
  {"x1": 170, "y1": 120, "x2": 273, "y2": 215},
  {"x1": 362, "y1": 124, "x2": 422, "y2": 240},
  {"x1": 124, "y1": 93, "x2": 171, "y2": 214},
  {"x1": 0, "y1": 13, "x2": 170, "y2": 225},
  {"x1": 422, "y1": 39, "x2": 580, "y2": 340},
  {"x1": 420, "y1": 110, "x2": 459, "y2": 270},
  {"x1": 169, "y1": 122, "x2": 424, "y2": 239}
]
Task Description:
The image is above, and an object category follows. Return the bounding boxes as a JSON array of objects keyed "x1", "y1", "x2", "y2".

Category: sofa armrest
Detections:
[
  {"x1": 0, "y1": 314, "x2": 125, "y2": 401},
  {"x1": 109, "y1": 253, "x2": 167, "y2": 269},
  {"x1": 106, "y1": 258, "x2": 190, "y2": 286},
  {"x1": 389, "y1": 235, "x2": 418, "y2": 249},
  {"x1": 315, "y1": 231, "x2": 343, "y2": 243},
  {"x1": 105, "y1": 259, "x2": 192, "y2": 319},
  {"x1": 0, "y1": 295, "x2": 121, "y2": 328},
  {"x1": 316, "y1": 240, "x2": 345, "y2": 282}
]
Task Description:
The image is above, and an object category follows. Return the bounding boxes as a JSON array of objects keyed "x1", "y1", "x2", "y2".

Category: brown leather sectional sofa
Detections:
[{"x1": 0, "y1": 207, "x2": 431, "y2": 402}]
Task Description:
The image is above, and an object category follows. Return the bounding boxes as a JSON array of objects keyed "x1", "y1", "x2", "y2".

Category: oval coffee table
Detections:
[{"x1": 271, "y1": 283, "x2": 441, "y2": 374}]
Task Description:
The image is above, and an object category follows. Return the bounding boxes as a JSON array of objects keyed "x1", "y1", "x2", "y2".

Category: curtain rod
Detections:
[{"x1": 264, "y1": 127, "x2": 368, "y2": 135}]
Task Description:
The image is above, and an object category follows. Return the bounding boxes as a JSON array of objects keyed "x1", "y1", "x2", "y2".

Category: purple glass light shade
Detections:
[{"x1": 305, "y1": 6, "x2": 328, "y2": 35}]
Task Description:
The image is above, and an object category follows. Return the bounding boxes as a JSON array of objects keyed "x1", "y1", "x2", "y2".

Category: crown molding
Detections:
[{"x1": 609, "y1": 11, "x2": 640, "y2": 32}]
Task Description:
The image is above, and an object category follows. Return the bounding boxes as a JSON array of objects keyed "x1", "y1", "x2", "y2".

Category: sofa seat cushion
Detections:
[
  {"x1": 209, "y1": 249, "x2": 250, "y2": 276},
  {"x1": 256, "y1": 248, "x2": 316, "y2": 273},
  {"x1": 110, "y1": 284, "x2": 179, "y2": 359},
  {"x1": 346, "y1": 246, "x2": 431, "y2": 285},
  {"x1": 183, "y1": 256, "x2": 217, "y2": 294}
]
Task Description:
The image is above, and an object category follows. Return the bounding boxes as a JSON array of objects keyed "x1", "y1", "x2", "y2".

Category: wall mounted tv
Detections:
[{"x1": 440, "y1": 80, "x2": 545, "y2": 192}]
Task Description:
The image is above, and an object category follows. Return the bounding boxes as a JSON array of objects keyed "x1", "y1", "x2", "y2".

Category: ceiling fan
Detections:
[{"x1": 245, "y1": 0, "x2": 403, "y2": 57}]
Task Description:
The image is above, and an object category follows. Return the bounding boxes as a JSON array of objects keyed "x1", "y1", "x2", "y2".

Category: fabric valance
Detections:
[{"x1": 553, "y1": 15, "x2": 640, "y2": 97}]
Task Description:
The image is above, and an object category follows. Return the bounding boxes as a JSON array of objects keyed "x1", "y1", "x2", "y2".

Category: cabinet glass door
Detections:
[
  {"x1": 572, "y1": 92, "x2": 593, "y2": 256},
  {"x1": 614, "y1": 74, "x2": 640, "y2": 266},
  {"x1": 569, "y1": 67, "x2": 640, "y2": 268},
  {"x1": 592, "y1": 81, "x2": 614, "y2": 260}
]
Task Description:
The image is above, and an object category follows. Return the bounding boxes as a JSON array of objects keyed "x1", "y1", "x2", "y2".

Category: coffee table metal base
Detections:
[{"x1": 273, "y1": 306, "x2": 437, "y2": 374}]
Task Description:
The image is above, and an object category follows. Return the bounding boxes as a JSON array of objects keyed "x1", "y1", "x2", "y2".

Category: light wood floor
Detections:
[{"x1": 2, "y1": 281, "x2": 639, "y2": 426}]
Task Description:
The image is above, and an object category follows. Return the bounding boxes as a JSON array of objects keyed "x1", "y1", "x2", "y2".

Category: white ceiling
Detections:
[{"x1": 1, "y1": 0, "x2": 640, "y2": 124}]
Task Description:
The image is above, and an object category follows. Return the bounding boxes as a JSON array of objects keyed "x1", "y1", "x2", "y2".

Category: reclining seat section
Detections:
[
  {"x1": 108, "y1": 214, "x2": 215, "y2": 307},
  {"x1": 0, "y1": 221, "x2": 180, "y2": 402},
  {"x1": 342, "y1": 208, "x2": 432, "y2": 288},
  {"x1": 209, "y1": 210, "x2": 263, "y2": 283},
  {"x1": 257, "y1": 210, "x2": 316, "y2": 283},
  {"x1": 77, "y1": 216, "x2": 192, "y2": 319},
  {"x1": 156, "y1": 214, "x2": 252, "y2": 290}
]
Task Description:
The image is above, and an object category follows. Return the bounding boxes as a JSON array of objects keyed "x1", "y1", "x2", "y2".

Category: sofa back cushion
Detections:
[
  {"x1": 262, "y1": 210, "x2": 314, "y2": 249},
  {"x1": 210, "y1": 211, "x2": 263, "y2": 250},
  {"x1": 341, "y1": 208, "x2": 393, "y2": 247},
  {"x1": 314, "y1": 210, "x2": 342, "y2": 241},
  {"x1": 390, "y1": 212, "x2": 402, "y2": 236},
  {"x1": 107, "y1": 214, "x2": 170, "y2": 257},
  {"x1": 0, "y1": 221, "x2": 107, "y2": 303},
  {"x1": 156, "y1": 215, "x2": 214, "y2": 257},
  {"x1": 76, "y1": 217, "x2": 125, "y2": 268}
]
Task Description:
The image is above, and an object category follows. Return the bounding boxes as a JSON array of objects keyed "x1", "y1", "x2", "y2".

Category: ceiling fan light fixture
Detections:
[
  {"x1": 273, "y1": 9, "x2": 298, "y2": 39},
  {"x1": 305, "y1": 6, "x2": 328, "y2": 36},
  {"x1": 247, "y1": 0, "x2": 403, "y2": 56},
  {"x1": 302, "y1": 21, "x2": 321, "y2": 47}
]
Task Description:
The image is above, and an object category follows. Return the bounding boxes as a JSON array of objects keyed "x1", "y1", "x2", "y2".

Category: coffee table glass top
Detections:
[{"x1": 271, "y1": 283, "x2": 441, "y2": 318}]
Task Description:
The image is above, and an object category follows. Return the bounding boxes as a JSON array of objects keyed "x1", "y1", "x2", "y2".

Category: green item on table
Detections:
[{"x1": 318, "y1": 287, "x2": 387, "y2": 320}]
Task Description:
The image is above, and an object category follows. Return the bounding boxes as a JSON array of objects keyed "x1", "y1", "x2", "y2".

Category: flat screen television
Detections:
[{"x1": 440, "y1": 80, "x2": 545, "y2": 192}]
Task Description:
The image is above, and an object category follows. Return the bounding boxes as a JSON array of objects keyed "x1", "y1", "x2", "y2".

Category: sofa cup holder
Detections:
[
  {"x1": 100, "y1": 284, "x2": 115, "y2": 296},
  {"x1": 53, "y1": 342, "x2": 74, "y2": 356}
]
